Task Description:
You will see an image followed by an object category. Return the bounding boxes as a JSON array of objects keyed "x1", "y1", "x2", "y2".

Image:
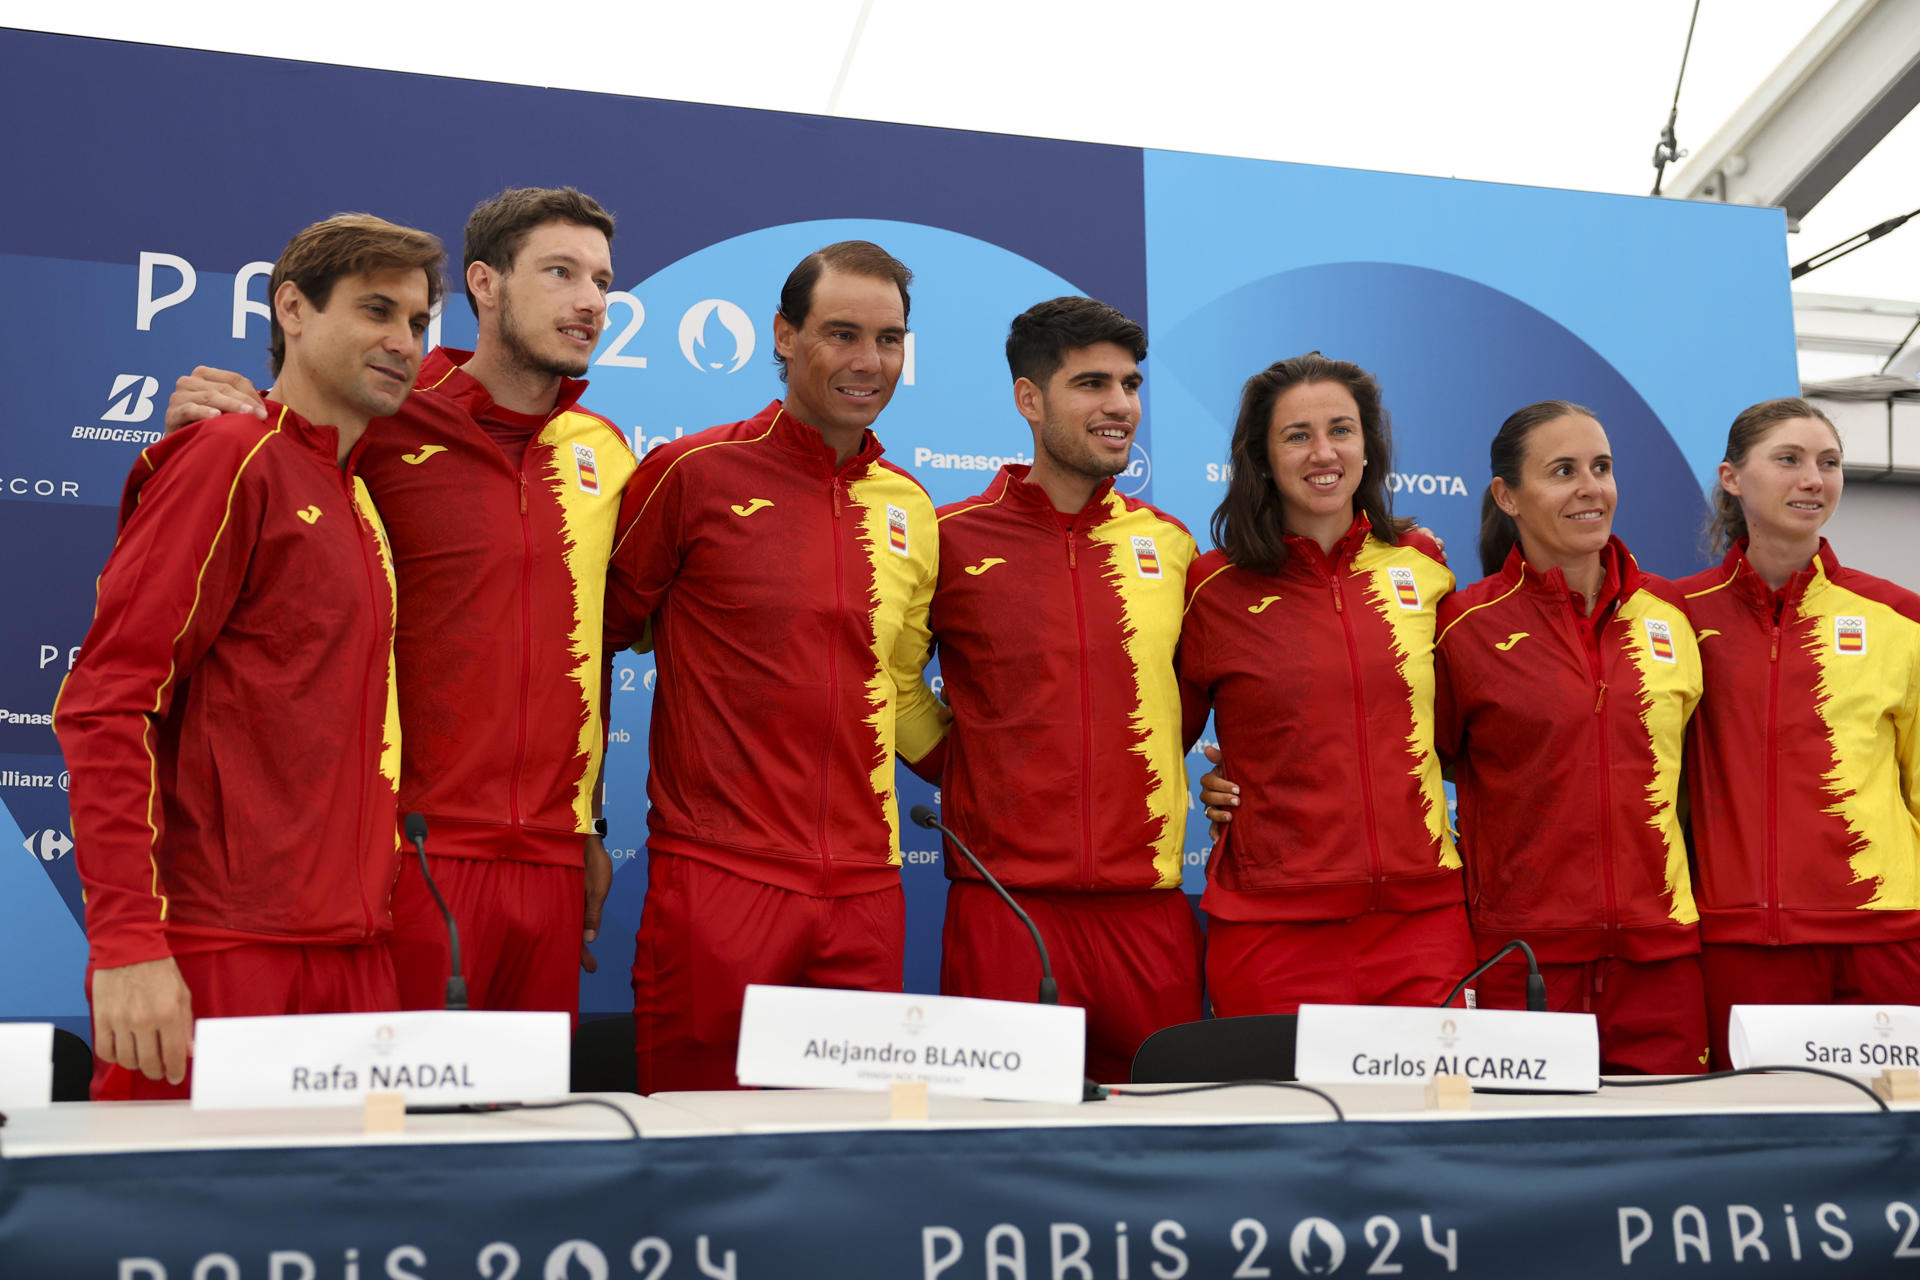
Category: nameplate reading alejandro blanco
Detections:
[
  {"x1": 191, "y1": 1010, "x2": 568, "y2": 1110},
  {"x1": 736, "y1": 985, "x2": 1086, "y2": 1104},
  {"x1": 1729, "y1": 1004, "x2": 1920, "y2": 1079},
  {"x1": 1294, "y1": 1003, "x2": 1600, "y2": 1094},
  {"x1": 0, "y1": 1021, "x2": 54, "y2": 1109}
]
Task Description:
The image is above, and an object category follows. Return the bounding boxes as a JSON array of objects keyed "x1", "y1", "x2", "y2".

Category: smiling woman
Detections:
[
  {"x1": 1434, "y1": 400, "x2": 1708, "y2": 1074},
  {"x1": 1676, "y1": 398, "x2": 1920, "y2": 1068},
  {"x1": 1178, "y1": 353, "x2": 1472, "y2": 1017}
]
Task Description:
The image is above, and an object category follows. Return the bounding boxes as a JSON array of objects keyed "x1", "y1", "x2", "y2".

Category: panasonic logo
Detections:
[{"x1": 913, "y1": 448, "x2": 1032, "y2": 472}]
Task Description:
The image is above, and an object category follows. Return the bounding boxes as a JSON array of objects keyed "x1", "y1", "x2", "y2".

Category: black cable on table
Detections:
[
  {"x1": 405, "y1": 1097, "x2": 643, "y2": 1139},
  {"x1": 1107, "y1": 1080, "x2": 1346, "y2": 1122},
  {"x1": 1601, "y1": 1066, "x2": 1890, "y2": 1113}
]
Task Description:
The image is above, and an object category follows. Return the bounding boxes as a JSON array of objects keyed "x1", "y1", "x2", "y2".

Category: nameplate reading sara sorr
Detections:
[
  {"x1": 191, "y1": 1010, "x2": 567, "y2": 1110},
  {"x1": 1729, "y1": 1004, "x2": 1920, "y2": 1079},
  {"x1": 1294, "y1": 1004, "x2": 1601, "y2": 1094},
  {"x1": 736, "y1": 985, "x2": 1086, "y2": 1104}
]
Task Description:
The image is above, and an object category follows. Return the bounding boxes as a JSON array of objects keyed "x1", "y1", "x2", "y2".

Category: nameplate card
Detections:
[
  {"x1": 1294, "y1": 1003, "x2": 1600, "y2": 1093},
  {"x1": 0, "y1": 1022, "x2": 54, "y2": 1109},
  {"x1": 736, "y1": 985, "x2": 1086, "y2": 1104},
  {"x1": 1729, "y1": 1004, "x2": 1920, "y2": 1079},
  {"x1": 191, "y1": 1010, "x2": 568, "y2": 1110}
]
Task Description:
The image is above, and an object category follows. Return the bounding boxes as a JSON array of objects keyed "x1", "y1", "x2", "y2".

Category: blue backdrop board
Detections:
[{"x1": 0, "y1": 30, "x2": 1798, "y2": 1024}]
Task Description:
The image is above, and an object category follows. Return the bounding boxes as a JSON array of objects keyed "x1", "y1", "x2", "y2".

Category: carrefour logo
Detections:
[
  {"x1": 677, "y1": 300, "x2": 756, "y2": 373},
  {"x1": 24, "y1": 828, "x2": 71, "y2": 862}
]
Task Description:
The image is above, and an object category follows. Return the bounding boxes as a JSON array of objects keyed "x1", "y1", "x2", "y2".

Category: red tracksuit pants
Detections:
[
  {"x1": 940, "y1": 881, "x2": 1204, "y2": 1085},
  {"x1": 1206, "y1": 902, "x2": 1474, "y2": 1017},
  {"x1": 1703, "y1": 939, "x2": 1920, "y2": 1069},
  {"x1": 88, "y1": 941, "x2": 397, "y2": 1101},
  {"x1": 1473, "y1": 948, "x2": 1709, "y2": 1075},
  {"x1": 390, "y1": 854, "x2": 584, "y2": 1018},
  {"x1": 632, "y1": 853, "x2": 903, "y2": 1094}
]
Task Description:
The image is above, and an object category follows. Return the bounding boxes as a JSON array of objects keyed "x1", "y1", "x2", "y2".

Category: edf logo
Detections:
[{"x1": 103, "y1": 375, "x2": 160, "y2": 423}]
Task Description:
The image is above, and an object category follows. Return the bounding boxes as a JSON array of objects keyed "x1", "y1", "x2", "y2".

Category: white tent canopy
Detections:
[{"x1": 7, "y1": 0, "x2": 1917, "y2": 378}]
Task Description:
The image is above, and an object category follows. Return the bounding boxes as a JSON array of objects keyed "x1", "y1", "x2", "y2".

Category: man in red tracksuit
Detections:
[
  {"x1": 58, "y1": 214, "x2": 444, "y2": 1098},
  {"x1": 606, "y1": 241, "x2": 949, "y2": 1093},
  {"x1": 918, "y1": 297, "x2": 1203, "y2": 1084},
  {"x1": 166, "y1": 189, "x2": 634, "y2": 1018}
]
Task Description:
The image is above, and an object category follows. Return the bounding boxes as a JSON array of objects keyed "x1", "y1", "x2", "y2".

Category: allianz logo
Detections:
[{"x1": 0, "y1": 769, "x2": 66, "y2": 790}]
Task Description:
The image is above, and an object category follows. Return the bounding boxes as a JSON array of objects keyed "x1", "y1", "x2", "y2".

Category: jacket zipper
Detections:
[
  {"x1": 346, "y1": 465, "x2": 378, "y2": 939},
  {"x1": 1068, "y1": 526, "x2": 1096, "y2": 890},
  {"x1": 818, "y1": 474, "x2": 847, "y2": 890},
  {"x1": 1328, "y1": 566, "x2": 1385, "y2": 909},
  {"x1": 507, "y1": 467, "x2": 535, "y2": 855},
  {"x1": 1577, "y1": 601, "x2": 1618, "y2": 942},
  {"x1": 1766, "y1": 600, "x2": 1783, "y2": 944}
]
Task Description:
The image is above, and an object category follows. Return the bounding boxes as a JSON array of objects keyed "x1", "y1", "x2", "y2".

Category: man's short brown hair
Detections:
[
  {"x1": 266, "y1": 214, "x2": 445, "y2": 377},
  {"x1": 462, "y1": 187, "x2": 616, "y2": 317},
  {"x1": 774, "y1": 241, "x2": 913, "y2": 383}
]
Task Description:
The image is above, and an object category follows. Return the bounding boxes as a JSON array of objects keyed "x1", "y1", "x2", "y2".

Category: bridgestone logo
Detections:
[{"x1": 74, "y1": 425, "x2": 162, "y2": 444}]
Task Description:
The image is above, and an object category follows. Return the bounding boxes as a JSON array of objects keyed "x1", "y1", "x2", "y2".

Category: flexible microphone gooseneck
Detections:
[
  {"x1": 909, "y1": 804, "x2": 1057, "y2": 1005},
  {"x1": 403, "y1": 812, "x2": 467, "y2": 1011},
  {"x1": 1438, "y1": 939, "x2": 1547, "y2": 1013}
]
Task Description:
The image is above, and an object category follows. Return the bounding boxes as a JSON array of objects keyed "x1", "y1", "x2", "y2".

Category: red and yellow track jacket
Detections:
[
  {"x1": 1436, "y1": 540, "x2": 1701, "y2": 963},
  {"x1": 359, "y1": 348, "x2": 637, "y2": 866},
  {"x1": 1678, "y1": 540, "x2": 1920, "y2": 945},
  {"x1": 56, "y1": 403, "x2": 401, "y2": 971},
  {"x1": 927, "y1": 466, "x2": 1196, "y2": 891},
  {"x1": 604, "y1": 401, "x2": 946, "y2": 896},
  {"x1": 1180, "y1": 517, "x2": 1462, "y2": 919}
]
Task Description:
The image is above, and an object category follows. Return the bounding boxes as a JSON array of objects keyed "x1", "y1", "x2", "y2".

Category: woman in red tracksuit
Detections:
[
  {"x1": 1677, "y1": 398, "x2": 1920, "y2": 1068},
  {"x1": 1434, "y1": 400, "x2": 1707, "y2": 1074},
  {"x1": 1179, "y1": 353, "x2": 1472, "y2": 1014}
]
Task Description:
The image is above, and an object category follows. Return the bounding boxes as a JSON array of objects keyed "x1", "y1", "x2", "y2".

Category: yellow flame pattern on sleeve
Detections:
[
  {"x1": 1619, "y1": 591, "x2": 1700, "y2": 924},
  {"x1": 1355, "y1": 542, "x2": 1460, "y2": 870},
  {"x1": 352, "y1": 476, "x2": 403, "y2": 820},
  {"x1": 1086, "y1": 498, "x2": 1194, "y2": 889},
  {"x1": 1802, "y1": 571, "x2": 1920, "y2": 908},
  {"x1": 543, "y1": 415, "x2": 640, "y2": 828}
]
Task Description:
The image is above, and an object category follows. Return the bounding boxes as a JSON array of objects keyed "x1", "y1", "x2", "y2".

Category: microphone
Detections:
[
  {"x1": 404, "y1": 813, "x2": 467, "y2": 1011},
  {"x1": 1438, "y1": 939, "x2": 1546, "y2": 1013},
  {"x1": 909, "y1": 804, "x2": 1057, "y2": 1006}
]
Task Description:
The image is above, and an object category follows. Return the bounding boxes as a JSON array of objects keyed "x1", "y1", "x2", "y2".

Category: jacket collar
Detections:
[
  {"x1": 1503, "y1": 536, "x2": 1641, "y2": 606},
  {"x1": 759, "y1": 400, "x2": 886, "y2": 473},
  {"x1": 1722, "y1": 537, "x2": 1838, "y2": 611},
  {"x1": 1281, "y1": 512, "x2": 1373, "y2": 575},
  {"x1": 415, "y1": 346, "x2": 589, "y2": 424},
  {"x1": 262, "y1": 398, "x2": 349, "y2": 468},
  {"x1": 989, "y1": 464, "x2": 1116, "y2": 527}
]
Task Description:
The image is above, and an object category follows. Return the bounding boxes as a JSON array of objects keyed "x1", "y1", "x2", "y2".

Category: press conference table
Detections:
[{"x1": 4, "y1": 1079, "x2": 1917, "y2": 1276}]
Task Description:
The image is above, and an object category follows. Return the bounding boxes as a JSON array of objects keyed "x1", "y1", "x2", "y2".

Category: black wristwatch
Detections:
[{"x1": 592, "y1": 818, "x2": 608, "y2": 838}]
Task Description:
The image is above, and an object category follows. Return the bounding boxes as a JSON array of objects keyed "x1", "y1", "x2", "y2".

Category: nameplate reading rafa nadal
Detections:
[{"x1": 191, "y1": 1010, "x2": 567, "y2": 1110}]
